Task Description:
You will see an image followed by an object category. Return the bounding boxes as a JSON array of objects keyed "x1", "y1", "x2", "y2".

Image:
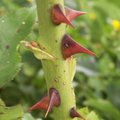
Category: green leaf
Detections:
[
  {"x1": 0, "y1": 8, "x2": 35, "y2": 87},
  {"x1": 23, "y1": 113, "x2": 35, "y2": 120},
  {"x1": 23, "y1": 113, "x2": 42, "y2": 120},
  {"x1": 85, "y1": 99, "x2": 120, "y2": 120},
  {"x1": 86, "y1": 111, "x2": 99, "y2": 120},
  {"x1": 78, "y1": 107, "x2": 100, "y2": 120},
  {"x1": 0, "y1": 99, "x2": 24, "y2": 120},
  {"x1": 78, "y1": 107, "x2": 89, "y2": 116}
]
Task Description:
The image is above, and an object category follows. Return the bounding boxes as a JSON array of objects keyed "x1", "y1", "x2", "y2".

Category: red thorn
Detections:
[
  {"x1": 61, "y1": 34, "x2": 96, "y2": 59},
  {"x1": 45, "y1": 88, "x2": 60, "y2": 118},
  {"x1": 70, "y1": 107, "x2": 85, "y2": 120},
  {"x1": 65, "y1": 7, "x2": 87, "y2": 21},
  {"x1": 51, "y1": 4, "x2": 74, "y2": 27},
  {"x1": 29, "y1": 96, "x2": 49, "y2": 111},
  {"x1": 29, "y1": 88, "x2": 60, "y2": 118}
]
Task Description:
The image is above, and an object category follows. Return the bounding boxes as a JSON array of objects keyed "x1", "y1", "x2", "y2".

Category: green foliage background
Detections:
[{"x1": 0, "y1": 0, "x2": 120, "y2": 120}]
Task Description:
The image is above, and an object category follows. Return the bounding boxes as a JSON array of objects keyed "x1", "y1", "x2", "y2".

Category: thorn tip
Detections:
[{"x1": 65, "y1": 7, "x2": 87, "y2": 21}]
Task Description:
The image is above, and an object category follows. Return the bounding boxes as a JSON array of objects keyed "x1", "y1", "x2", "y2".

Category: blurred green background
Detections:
[{"x1": 0, "y1": 0, "x2": 120, "y2": 120}]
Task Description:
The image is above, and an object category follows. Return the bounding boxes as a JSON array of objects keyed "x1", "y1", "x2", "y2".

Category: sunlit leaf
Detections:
[
  {"x1": 85, "y1": 99, "x2": 120, "y2": 120},
  {"x1": 23, "y1": 113, "x2": 42, "y2": 120},
  {"x1": 0, "y1": 99, "x2": 24, "y2": 120},
  {"x1": 78, "y1": 107, "x2": 100, "y2": 120}
]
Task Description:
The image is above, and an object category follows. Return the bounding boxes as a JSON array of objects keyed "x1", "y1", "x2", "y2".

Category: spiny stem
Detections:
[{"x1": 35, "y1": 0, "x2": 77, "y2": 120}]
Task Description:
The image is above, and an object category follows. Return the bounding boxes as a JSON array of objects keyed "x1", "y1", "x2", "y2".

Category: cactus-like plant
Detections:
[{"x1": 22, "y1": 0, "x2": 96, "y2": 120}]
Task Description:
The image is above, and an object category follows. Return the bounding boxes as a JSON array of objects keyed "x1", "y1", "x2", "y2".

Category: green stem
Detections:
[{"x1": 35, "y1": 0, "x2": 77, "y2": 120}]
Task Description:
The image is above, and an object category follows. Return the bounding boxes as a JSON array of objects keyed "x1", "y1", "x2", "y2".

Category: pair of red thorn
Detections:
[
  {"x1": 29, "y1": 88, "x2": 85, "y2": 120},
  {"x1": 52, "y1": 4, "x2": 86, "y2": 27},
  {"x1": 29, "y1": 88, "x2": 60, "y2": 118},
  {"x1": 52, "y1": 4, "x2": 96, "y2": 59}
]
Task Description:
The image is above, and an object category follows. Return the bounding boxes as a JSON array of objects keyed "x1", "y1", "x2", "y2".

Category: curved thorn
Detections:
[
  {"x1": 51, "y1": 4, "x2": 74, "y2": 27},
  {"x1": 65, "y1": 7, "x2": 87, "y2": 21},
  {"x1": 29, "y1": 96, "x2": 49, "y2": 111},
  {"x1": 45, "y1": 88, "x2": 60, "y2": 118},
  {"x1": 70, "y1": 107, "x2": 85, "y2": 120},
  {"x1": 61, "y1": 34, "x2": 96, "y2": 59}
]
